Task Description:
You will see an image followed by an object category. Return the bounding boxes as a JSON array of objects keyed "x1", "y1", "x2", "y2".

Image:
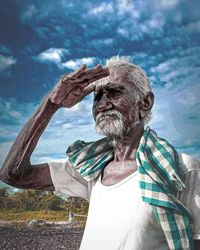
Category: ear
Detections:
[{"x1": 138, "y1": 92, "x2": 154, "y2": 120}]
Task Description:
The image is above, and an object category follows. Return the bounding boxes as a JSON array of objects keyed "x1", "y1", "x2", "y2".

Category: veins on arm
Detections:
[{"x1": 0, "y1": 97, "x2": 58, "y2": 191}]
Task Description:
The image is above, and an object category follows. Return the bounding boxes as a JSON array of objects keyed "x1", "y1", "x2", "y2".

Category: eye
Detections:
[{"x1": 107, "y1": 89, "x2": 123, "y2": 98}]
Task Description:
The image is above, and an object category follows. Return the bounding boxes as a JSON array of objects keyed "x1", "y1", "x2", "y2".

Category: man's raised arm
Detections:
[{"x1": 0, "y1": 64, "x2": 109, "y2": 191}]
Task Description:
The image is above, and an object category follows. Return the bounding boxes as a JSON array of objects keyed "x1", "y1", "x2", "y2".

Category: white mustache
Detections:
[{"x1": 96, "y1": 110, "x2": 123, "y2": 124}]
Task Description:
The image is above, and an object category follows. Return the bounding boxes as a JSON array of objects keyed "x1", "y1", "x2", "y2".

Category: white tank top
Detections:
[{"x1": 80, "y1": 171, "x2": 168, "y2": 250}]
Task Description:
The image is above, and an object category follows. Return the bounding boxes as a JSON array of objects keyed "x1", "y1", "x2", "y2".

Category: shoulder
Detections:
[
  {"x1": 178, "y1": 153, "x2": 200, "y2": 240},
  {"x1": 48, "y1": 159, "x2": 87, "y2": 185},
  {"x1": 48, "y1": 160, "x2": 91, "y2": 200},
  {"x1": 178, "y1": 153, "x2": 200, "y2": 173}
]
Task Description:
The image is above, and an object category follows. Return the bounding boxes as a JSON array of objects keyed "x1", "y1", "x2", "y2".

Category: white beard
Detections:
[{"x1": 95, "y1": 110, "x2": 139, "y2": 138}]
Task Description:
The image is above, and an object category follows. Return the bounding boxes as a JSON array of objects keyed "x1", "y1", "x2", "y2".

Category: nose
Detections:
[{"x1": 96, "y1": 94, "x2": 113, "y2": 112}]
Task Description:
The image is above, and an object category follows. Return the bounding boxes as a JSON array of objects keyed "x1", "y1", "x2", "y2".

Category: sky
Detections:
[{"x1": 0, "y1": 0, "x2": 200, "y2": 188}]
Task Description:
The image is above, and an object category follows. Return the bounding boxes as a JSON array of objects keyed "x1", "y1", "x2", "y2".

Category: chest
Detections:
[
  {"x1": 81, "y1": 173, "x2": 167, "y2": 250},
  {"x1": 101, "y1": 160, "x2": 138, "y2": 186}
]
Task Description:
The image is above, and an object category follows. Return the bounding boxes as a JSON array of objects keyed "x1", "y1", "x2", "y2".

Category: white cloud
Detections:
[
  {"x1": 89, "y1": 3, "x2": 114, "y2": 15},
  {"x1": 159, "y1": 0, "x2": 180, "y2": 9},
  {"x1": 142, "y1": 13, "x2": 165, "y2": 31},
  {"x1": 0, "y1": 45, "x2": 11, "y2": 54},
  {"x1": 117, "y1": 28, "x2": 130, "y2": 38},
  {"x1": 172, "y1": 84, "x2": 199, "y2": 107},
  {"x1": 95, "y1": 38, "x2": 113, "y2": 45},
  {"x1": 62, "y1": 57, "x2": 96, "y2": 70},
  {"x1": 117, "y1": 0, "x2": 138, "y2": 17},
  {"x1": 151, "y1": 60, "x2": 173, "y2": 74},
  {"x1": 20, "y1": 4, "x2": 37, "y2": 22},
  {"x1": 0, "y1": 97, "x2": 36, "y2": 122},
  {"x1": 117, "y1": 9, "x2": 165, "y2": 40},
  {"x1": 103, "y1": 38, "x2": 113, "y2": 45},
  {"x1": 36, "y1": 48, "x2": 69, "y2": 67},
  {"x1": 60, "y1": 0, "x2": 74, "y2": 9},
  {"x1": 0, "y1": 54, "x2": 17, "y2": 74},
  {"x1": 185, "y1": 21, "x2": 200, "y2": 33},
  {"x1": 150, "y1": 78, "x2": 200, "y2": 153},
  {"x1": 117, "y1": 26, "x2": 142, "y2": 41},
  {"x1": 150, "y1": 48, "x2": 200, "y2": 84}
]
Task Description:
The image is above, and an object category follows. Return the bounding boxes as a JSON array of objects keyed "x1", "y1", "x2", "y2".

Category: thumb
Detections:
[{"x1": 83, "y1": 83, "x2": 95, "y2": 96}]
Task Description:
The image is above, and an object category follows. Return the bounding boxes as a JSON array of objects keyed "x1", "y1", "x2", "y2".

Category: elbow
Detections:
[
  {"x1": 0, "y1": 160, "x2": 29, "y2": 186},
  {"x1": 0, "y1": 170, "x2": 12, "y2": 185},
  {"x1": 0, "y1": 168, "x2": 20, "y2": 187}
]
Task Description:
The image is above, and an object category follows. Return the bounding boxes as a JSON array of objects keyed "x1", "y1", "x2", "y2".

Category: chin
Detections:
[
  {"x1": 96, "y1": 118, "x2": 141, "y2": 138},
  {"x1": 95, "y1": 120, "x2": 125, "y2": 138}
]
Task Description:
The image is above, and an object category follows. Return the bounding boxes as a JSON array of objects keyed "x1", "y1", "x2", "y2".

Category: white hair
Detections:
[
  {"x1": 105, "y1": 56, "x2": 153, "y2": 124},
  {"x1": 95, "y1": 109, "x2": 140, "y2": 139}
]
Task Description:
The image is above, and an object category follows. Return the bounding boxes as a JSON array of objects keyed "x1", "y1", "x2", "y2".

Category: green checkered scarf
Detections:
[{"x1": 66, "y1": 126, "x2": 194, "y2": 250}]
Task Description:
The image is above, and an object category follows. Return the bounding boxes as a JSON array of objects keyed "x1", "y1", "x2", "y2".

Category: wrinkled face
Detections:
[{"x1": 93, "y1": 68, "x2": 140, "y2": 138}]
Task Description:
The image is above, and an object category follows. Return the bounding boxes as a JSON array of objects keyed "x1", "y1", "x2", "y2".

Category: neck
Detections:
[{"x1": 112, "y1": 124, "x2": 144, "y2": 162}]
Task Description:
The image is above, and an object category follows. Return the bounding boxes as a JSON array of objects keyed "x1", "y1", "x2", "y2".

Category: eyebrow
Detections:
[{"x1": 94, "y1": 83, "x2": 125, "y2": 93}]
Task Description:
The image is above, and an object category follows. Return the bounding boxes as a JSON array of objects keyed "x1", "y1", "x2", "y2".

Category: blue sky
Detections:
[{"x1": 0, "y1": 0, "x2": 200, "y2": 181}]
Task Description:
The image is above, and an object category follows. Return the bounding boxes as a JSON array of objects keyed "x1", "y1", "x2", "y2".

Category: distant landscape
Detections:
[
  {"x1": 0, "y1": 187, "x2": 87, "y2": 249},
  {"x1": 0, "y1": 187, "x2": 88, "y2": 223}
]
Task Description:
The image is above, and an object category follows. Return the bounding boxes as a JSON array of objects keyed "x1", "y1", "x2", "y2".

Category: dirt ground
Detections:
[{"x1": 0, "y1": 223, "x2": 84, "y2": 250}]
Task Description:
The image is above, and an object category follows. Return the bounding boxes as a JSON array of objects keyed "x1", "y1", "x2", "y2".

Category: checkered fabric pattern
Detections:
[{"x1": 66, "y1": 126, "x2": 194, "y2": 250}]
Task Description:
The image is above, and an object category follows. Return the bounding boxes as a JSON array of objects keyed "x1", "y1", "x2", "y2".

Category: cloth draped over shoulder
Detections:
[{"x1": 66, "y1": 126, "x2": 194, "y2": 250}]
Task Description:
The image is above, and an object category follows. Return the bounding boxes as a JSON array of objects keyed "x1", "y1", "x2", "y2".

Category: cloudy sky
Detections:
[{"x1": 0, "y1": 0, "x2": 200, "y2": 185}]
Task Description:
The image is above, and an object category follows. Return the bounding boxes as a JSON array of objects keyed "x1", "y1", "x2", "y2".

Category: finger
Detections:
[
  {"x1": 79, "y1": 64, "x2": 103, "y2": 77},
  {"x1": 87, "y1": 68, "x2": 109, "y2": 80},
  {"x1": 79, "y1": 66, "x2": 109, "y2": 80},
  {"x1": 64, "y1": 64, "x2": 87, "y2": 80},
  {"x1": 75, "y1": 68, "x2": 109, "y2": 83},
  {"x1": 82, "y1": 83, "x2": 95, "y2": 96},
  {"x1": 87, "y1": 71, "x2": 110, "y2": 83},
  {"x1": 78, "y1": 80, "x2": 90, "y2": 89}
]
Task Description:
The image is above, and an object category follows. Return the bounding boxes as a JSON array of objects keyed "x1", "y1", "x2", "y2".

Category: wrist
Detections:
[
  {"x1": 47, "y1": 97, "x2": 62, "y2": 111},
  {"x1": 34, "y1": 96, "x2": 61, "y2": 120}
]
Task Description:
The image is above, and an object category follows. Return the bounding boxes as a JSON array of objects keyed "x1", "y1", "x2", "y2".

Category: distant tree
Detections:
[
  {"x1": 64, "y1": 197, "x2": 89, "y2": 214},
  {"x1": 0, "y1": 187, "x2": 10, "y2": 209},
  {"x1": 0, "y1": 188, "x2": 88, "y2": 214},
  {"x1": 0, "y1": 187, "x2": 9, "y2": 197},
  {"x1": 39, "y1": 193, "x2": 63, "y2": 210},
  {"x1": 10, "y1": 190, "x2": 31, "y2": 210},
  {"x1": 8, "y1": 190, "x2": 63, "y2": 211}
]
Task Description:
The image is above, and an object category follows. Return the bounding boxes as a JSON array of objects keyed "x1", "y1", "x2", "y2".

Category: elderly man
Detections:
[{"x1": 0, "y1": 57, "x2": 199, "y2": 250}]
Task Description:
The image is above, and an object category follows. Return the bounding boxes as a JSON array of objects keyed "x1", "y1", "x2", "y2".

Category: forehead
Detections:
[{"x1": 95, "y1": 68, "x2": 134, "y2": 92}]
